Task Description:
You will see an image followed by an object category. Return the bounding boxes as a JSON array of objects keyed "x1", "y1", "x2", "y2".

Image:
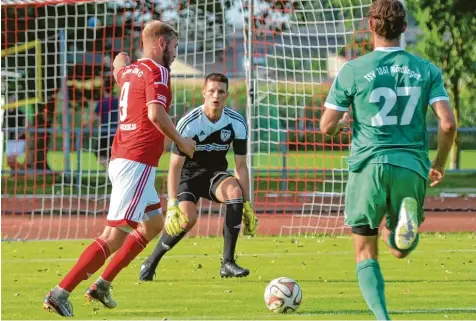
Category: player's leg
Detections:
[
  {"x1": 383, "y1": 165, "x2": 426, "y2": 259},
  {"x1": 87, "y1": 212, "x2": 163, "y2": 306},
  {"x1": 86, "y1": 207, "x2": 162, "y2": 304},
  {"x1": 43, "y1": 159, "x2": 136, "y2": 316},
  {"x1": 345, "y1": 164, "x2": 391, "y2": 320},
  {"x1": 43, "y1": 224, "x2": 127, "y2": 316},
  {"x1": 140, "y1": 202, "x2": 197, "y2": 281},
  {"x1": 84, "y1": 160, "x2": 159, "y2": 308},
  {"x1": 139, "y1": 180, "x2": 200, "y2": 281},
  {"x1": 211, "y1": 172, "x2": 249, "y2": 278}
]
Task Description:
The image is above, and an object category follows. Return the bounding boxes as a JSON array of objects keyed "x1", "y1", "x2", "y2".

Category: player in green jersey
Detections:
[{"x1": 320, "y1": 0, "x2": 456, "y2": 319}]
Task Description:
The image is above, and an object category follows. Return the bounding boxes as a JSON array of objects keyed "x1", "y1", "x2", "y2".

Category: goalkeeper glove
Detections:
[
  {"x1": 164, "y1": 198, "x2": 189, "y2": 236},
  {"x1": 242, "y1": 201, "x2": 258, "y2": 236}
]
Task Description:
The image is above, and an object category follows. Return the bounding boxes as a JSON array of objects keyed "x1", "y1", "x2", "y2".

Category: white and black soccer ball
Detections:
[{"x1": 264, "y1": 277, "x2": 302, "y2": 313}]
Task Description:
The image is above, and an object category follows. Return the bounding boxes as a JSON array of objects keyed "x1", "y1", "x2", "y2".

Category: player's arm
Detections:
[
  {"x1": 164, "y1": 132, "x2": 190, "y2": 236},
  {"x1": 430, "y1": 100, "x2": 456, "y2": 186},
  {"x1": 235, "y1": 152, "x2": 257, "y2": 236},
  {"x1": 232, "y1": 119, "x2": 257, "y2": 236},
  {"x1": 147, "y1": 103, "x2": 194, "y2": 157},
  {"x1": 146, "y1": 76, "x2": 196, "y2": 158},
  {"x1": 232, "y1": 118, "x2": 250, "y2": 201},
  {"x1": 320, "y1": 63, "x2": 354, "y2": 136},
  {"x1": 234, "y1": 155, "x2": 250, "y2": 202},
  {"x1": 320, "y1": 110, "x2": 349, "y2": 136},
  {"x1": 167, "y1": 153, "x2": 185, "y2": 200},
  {"x1": 428, "y1": 64, "x2": 457, "y2": 187},
  {"x1": 164, "y1": 152, "x2": 189, "y2": 235},
  {"x1": 113, "y1": 52, "x2": 130, "y2": 83}
]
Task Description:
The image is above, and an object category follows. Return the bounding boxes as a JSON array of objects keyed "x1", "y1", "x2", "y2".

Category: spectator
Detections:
[
  {"x1": 2, "y1": 107, "x2": 27, "y2": 171},
  {"x1": 87, "y1": 84, "x2": 119, "y2": 170}
]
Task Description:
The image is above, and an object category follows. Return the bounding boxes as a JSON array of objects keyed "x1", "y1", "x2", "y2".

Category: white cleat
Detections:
[{"x1": 395, "y1": 197, "x2": 419, "y2": 250}]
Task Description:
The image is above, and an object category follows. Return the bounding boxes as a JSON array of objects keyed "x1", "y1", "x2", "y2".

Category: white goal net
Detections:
[{"x1": 1, "y1": 0, "x2": 373, "y2": 240}]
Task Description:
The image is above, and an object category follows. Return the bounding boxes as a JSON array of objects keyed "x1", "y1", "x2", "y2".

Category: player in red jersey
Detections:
[{"x1": 43, "y1": 21, "x2": 196, "y2": 317}]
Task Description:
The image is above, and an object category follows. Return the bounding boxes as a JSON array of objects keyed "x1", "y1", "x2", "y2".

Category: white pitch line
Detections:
[
  {"x1": 115, "y1": 307, "x2": 476, "y2": 320},
  {"x1": 2, "y1": 249, "x2": 476, "y2": 263},
  {"x1": 287, "y1": 307, "x2": 476, "y2": 316}
]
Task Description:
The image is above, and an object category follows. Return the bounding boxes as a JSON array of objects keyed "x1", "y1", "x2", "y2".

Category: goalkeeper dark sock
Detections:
[
  {"x1": 146, "y1": 230, "x2": 187, "y2": 267},
  {"x1": 223, "y1": 198, "x2": 243, "y2": 261},
  {"x1": 356, "y1": 259, "x2": 391, "y2": 320}
]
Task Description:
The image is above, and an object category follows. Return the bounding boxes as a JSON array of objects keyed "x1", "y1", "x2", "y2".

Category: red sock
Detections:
[
  {"x1": 59, "y1": 238, "x2": 111, "y2": 292},
  {"x1": 101, "y1": 230, "x2": 149, "y2": 282}
]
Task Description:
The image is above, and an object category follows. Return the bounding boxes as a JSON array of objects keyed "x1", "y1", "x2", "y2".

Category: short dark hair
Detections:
[
  {"x1": 369, "y1": 0, "x2": 406, "y2": 40},
  {"x1": 203, "y1": 73, "x2": 228, "y2": 91}
]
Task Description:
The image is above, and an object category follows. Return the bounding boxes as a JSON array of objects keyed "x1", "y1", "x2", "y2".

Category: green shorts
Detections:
[{"x1": 344, "y1": 163, "x2": 426, "y2": 230}]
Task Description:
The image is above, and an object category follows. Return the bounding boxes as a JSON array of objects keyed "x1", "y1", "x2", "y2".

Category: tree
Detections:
[{"x1": 406, "y1": 0, "x2": 476, "y2": 169}]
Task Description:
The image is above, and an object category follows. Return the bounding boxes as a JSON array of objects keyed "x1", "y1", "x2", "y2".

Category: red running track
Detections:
[
  {"x1": 1, "y1": 212, "x2": 475, "y2": 240},
  {"x1": 1, "y1": 195, "x2": 475, "y2": 240}
]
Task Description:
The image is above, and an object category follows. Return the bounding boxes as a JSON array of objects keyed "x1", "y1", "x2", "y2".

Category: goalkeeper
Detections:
[{"x1": 140, "y1": 73, "x2": 258, "y2": 280}]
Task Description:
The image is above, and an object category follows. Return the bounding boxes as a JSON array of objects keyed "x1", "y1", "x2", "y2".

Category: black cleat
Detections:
[
  {"x1": 139, "y1": 261, "x2": 156, "y2": 281},
  {"x1": 85, "y1": 283, "x2": 117, "y2": 309},
  {"x1": 43, "y1": 291, "x2": 74, "y2": 317},
  {"x1": 220, "y1": 259, "x2": 250, "y2": 278}
]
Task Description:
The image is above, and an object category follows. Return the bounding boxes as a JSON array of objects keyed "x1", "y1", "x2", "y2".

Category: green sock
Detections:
[{"x1": 356, "y1": 259, "x2": 391, "y2": 320}]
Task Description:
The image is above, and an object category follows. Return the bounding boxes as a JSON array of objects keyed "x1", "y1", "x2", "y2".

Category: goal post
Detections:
[{"x1": 1, "y1": 0, "x2": 374, "y2": 240}]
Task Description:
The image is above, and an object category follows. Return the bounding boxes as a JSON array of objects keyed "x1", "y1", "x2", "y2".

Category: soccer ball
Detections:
[{"x1": 264, "y1": 277, "x2": 302, "y2": 313}]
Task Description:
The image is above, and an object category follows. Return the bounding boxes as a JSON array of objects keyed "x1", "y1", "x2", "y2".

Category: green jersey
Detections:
[{"x1": 325, "y1": 47, "x2": 449, "y2": 179}]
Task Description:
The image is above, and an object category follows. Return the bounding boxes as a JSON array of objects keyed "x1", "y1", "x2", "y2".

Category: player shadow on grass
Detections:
[
  {"x1": 136, "y1": 278, "x2": 476, "y2": 284},
  {"x1": 290, "y1": 279, "x2": 476, "y2": 284},
  {"x1": 294, "y1": 308, "x2": 476, "y2": 316}
]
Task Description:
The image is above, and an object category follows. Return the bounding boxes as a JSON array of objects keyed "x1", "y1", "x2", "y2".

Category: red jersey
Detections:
[{"x1": 111, "y1": 58, "x2": 171, "y2": 167}]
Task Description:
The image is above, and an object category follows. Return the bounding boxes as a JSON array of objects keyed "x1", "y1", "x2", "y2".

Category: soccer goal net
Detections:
[{"x1": 1, "y1": 0, "x2": 372, "y2": 240}]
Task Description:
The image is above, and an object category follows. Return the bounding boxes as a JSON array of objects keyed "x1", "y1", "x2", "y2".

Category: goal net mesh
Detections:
[{"x1": 1, "y1": 0, "x2": 373, "y2": 240}]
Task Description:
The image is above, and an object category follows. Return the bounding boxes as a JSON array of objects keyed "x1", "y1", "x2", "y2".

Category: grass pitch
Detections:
[{"x1": 2, "y1": 234, "x2": 476, "y2": 320}]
